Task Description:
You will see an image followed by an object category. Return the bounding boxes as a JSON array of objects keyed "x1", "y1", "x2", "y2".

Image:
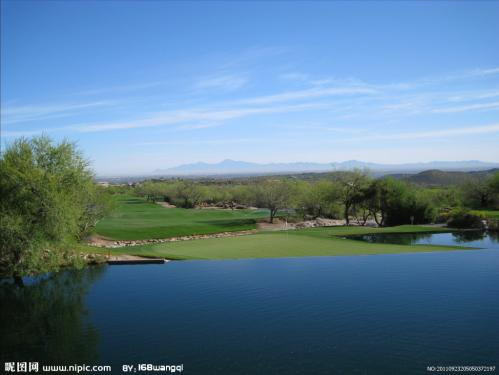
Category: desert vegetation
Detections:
[
  {"x1": 130, "y1": 169, "x2": 499, "y2": 229},
  {"x1": 2, "y1": 136, "x2": 498, "y2": 280},
  {"x1": 0, "y1": 137, "x2": 113, "y2": 283}
]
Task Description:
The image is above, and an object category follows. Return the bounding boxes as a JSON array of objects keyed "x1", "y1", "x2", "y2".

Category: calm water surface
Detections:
[
  {"x1": 1, "y1": 233, "x2": 498, "y2": 375},
  {"x1": 348, "y1": 230, "x2": 499, "y2": 249}
]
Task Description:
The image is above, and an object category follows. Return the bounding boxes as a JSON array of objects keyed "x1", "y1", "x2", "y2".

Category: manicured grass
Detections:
[
  {"x1": 471, "y1": 210, "x2": 499, "y2": 219},
  {"x1": 95, "y1": 195, "x2": 270, "y2": 240},
  {"x1": 94, "y1": 225, "x2": 468, "y2": 260}
]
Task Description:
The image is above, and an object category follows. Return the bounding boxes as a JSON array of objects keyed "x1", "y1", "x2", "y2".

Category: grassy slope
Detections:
[
  {"x1": 93, "y1": 225, "x2": 469, "y2": 260},
  {"x1": 95, "y1": 195, "x2": 269, "y2": 240},
  {"x1": 472, "y1": 210, "x2": 499, "y2": 219}
]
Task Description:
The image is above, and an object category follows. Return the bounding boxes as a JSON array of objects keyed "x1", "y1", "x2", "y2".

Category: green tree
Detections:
[
  {"x1": 487, "y1": 172, "x2": 499, "y2": 208},
  {"x1": 336, "y1": 170, "x2": 371, "y2": 225},
  {"x1": 0, "y1": 136, "x2": 110, "y2": 283},
  {"x1": 229, "y1": 185, "x2": 253, "y2": 207},
  {"x1": 460, "y1": 177, "x2": 492, "y2": 209},
  {"x1": 172, "y1": 181, "x2": 205, "y2": 208},
  {"x1": 296, "y1": 180, "x2": 340, "y2": 219},
  {"x1": 367, "y1": 178, "x2": 434, "y2": 226},
  {"x1": 254, "y1": 179, "x2": 293, "y2": 223}
]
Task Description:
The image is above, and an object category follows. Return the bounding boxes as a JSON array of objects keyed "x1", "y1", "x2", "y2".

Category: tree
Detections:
[
  {"x1": 135, "y1": 181, "x2": 170, "y2": 202},
  {"x1": 336, "y1": 170, "x2": 371, "y2": 225},
  {"x1": 461, "y1": 177, "x2": 492, "y2": 209},
  {"x1": 366, "y1": 178, "x2": 400, "y2": 226},
  {"x1": 230, "y1": 185, "x2": 253, "y2": 207},
  {"x1": 367, "y1": 178, "x2": 434, "y2": 226},
  {"x1": 0, "y1": 136, "x2": 110, "y2": 283},
  {"x1": 173, "y1": 181, "x2": 205, "y2": 208},
  {"x1": 254, "y1": 179, "x2": 293, "y2": 223},
  {"x1": 296, "y1": 180, "x2": 340, "y2": 219},
  {"x1": 487, "y1": 172, "x2": 499, "y2": 208}
]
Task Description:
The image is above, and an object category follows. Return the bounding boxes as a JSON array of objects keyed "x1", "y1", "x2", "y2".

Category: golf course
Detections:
[
  {"x1": 90, "y1": 194, "x2": 473, "y2": 260},
  {"x1": 96, "y1": 195, "x2": 270, "y2": 240}
]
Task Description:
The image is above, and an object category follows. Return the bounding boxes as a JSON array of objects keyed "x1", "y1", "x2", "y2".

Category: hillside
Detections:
[{"x1": 394, "y1": 168, "x2": 498, "y2": 186}]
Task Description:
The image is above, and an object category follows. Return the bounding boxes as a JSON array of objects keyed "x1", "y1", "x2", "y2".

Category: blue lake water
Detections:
[
  {"x1": 347, "y1": 230, "x2": 499, "y2": 249},
  {"x1": 1, "y1": 233, "x2": 498, "y2": 374}
]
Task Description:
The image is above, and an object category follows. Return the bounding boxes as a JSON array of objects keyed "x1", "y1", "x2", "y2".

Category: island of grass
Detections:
[
  {"x1": 95, "y1": 195, "x2": 270, "y2": 240},
  {"x1": 90, "y1": 225, "x2": 472, "y2": 260}
]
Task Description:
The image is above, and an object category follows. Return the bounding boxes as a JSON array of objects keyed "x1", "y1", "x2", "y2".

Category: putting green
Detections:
[{"x1": 94, "y1": 225, "x2": 467, "y2": 260}]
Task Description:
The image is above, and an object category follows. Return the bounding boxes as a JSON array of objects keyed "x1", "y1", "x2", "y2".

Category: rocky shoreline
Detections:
[{"x1": 87, "y1": 218, "x2": 361, "y2": 248}]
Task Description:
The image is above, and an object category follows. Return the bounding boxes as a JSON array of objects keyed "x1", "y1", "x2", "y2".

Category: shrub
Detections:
[
  {"x1": 435, "y1": 207, "x2": 452, "y2": 224},
  {"x1": 447, "y1": 208, "x2": 484, "y2": 229},
  {"x1": 487, "y1": 218, "x2": 499, "y2": 232}
]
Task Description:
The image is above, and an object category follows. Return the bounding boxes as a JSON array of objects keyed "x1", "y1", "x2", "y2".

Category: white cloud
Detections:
[
  {"x1": 471, "y1": 67, "x2": 499, "y2": 76},
  {"x1": 432, "y1": 101, "x2": 499, "y2": 113},
  {"x1": 137, "y1": 137, "x2": 267, "y2": 146},
  {"x1": 1, "y1": 101, "x2": 113, "y2": 125},
  {"x1": 239, "y1": 86, "x2": 376, "y2": 105},
  {"x1": 372, "y1": 124, "x2": 499, "y2": 140},
  {"x1": 74, "y1": 81, "x2": 164, "y2": 96},
  {"x1": 175, "y1": 122, "x2": 224, "y2": 131},
  {"x1": 195, "y1": 74, "x2": 248, "y2": 91},
  {"x1": 279, "y1": 72, "x2": 310, "y2": 82},
  {"x1": 70, "y1": 101, "x2": 329, "y2": 133}
]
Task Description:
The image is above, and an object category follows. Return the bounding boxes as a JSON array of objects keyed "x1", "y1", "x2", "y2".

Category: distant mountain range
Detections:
[{"x1": 153, "y1": 159, "x2": 499, "y2": 176}]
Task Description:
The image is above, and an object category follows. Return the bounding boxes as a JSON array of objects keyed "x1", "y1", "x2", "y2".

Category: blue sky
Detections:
[{"x1": 1, "y1": 1, "x2": 499, "y2": 176}]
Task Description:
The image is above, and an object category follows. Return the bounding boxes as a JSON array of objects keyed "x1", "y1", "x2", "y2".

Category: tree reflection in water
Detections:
[
  {"x1": 452, "y1": 230, "x2": 487, "y2": 243},
  {"x1": 352, "y1": 233, "x2": 434, "y2": 245},
  {"x1": 0, "y1": 266, "x2": 105, "y2": 364}
]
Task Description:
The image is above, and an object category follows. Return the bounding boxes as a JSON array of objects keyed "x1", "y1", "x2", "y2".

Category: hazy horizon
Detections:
[
  {"x1": 2, "y1": 1, "x2": 499, "y2": 175},
  {"x1": 95, "y1": 159, "x2": 499, "y2": 178}
]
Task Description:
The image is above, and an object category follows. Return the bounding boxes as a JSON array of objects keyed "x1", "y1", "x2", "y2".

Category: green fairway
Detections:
[
  {"x1": 95, "y1": 195, "x2": 270, "y2": 240},
  {"x1": 96, "y1": 225, "x2": 469, "y2": 260}
]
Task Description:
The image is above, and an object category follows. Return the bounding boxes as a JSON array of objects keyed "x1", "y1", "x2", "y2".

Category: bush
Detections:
[
  {"x1": 435, "y1": 207, "x2": 452, "y2": 224},
  {"x1": 447, "y1": 208, "x2": 484, "y2": 229},
  {"x1": 0, "y1": 136, "x2": 110, "y2": 279},
  {"x1": 487, "y1": 218, "x2": 499, "y2": 232}
]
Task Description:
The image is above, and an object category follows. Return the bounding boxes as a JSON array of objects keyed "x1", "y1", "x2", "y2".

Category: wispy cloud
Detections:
[
  {"x1": 3, "y1": 63, "x2": 499, "y2": 140},
  {"x1": 218, "y1": 45, "x2": 289, "y2": 70},
  {"x1": 279, "y1": 72, "x2": 311, "y2": 83},
  {"x1": 445, "y1": 90, "x2": 499, "y2": 102},
  {"x1": 70, "y1": 101, "x2": 329, "y2": 133},
  {"x1": 175, "y1": 122, "x2": 223, "y2": 131},
  {"x1": 372, "y1": 124, "x2": 499, "y2": 141},
  {"x1": 417, "y1": 66, "x2": 499, "y2": 86},
  {"x1": 470, "y1": 67, "x2": 499, "y2": 77},
  {"x1": 239, "y1": 86, "x2": 376, "y2": 105},
  {"x1": 137, "y1": 137, "x2": 267, "y2": 146},
  {"x1": 1, "y1": 128, "x2": 63, "y2": 138},
  {"x1": 74, "y1": 81, "x2": 164, "y2": 96},
  {"x1": 1, "y1": 101, "x2": 113, "y2": 125},
  {"x1": 195, "y1": 73, "x2": 248, "y2": 91},
  {"x1": 432, "y1": 101, "x2": 499, "y2": 113}
]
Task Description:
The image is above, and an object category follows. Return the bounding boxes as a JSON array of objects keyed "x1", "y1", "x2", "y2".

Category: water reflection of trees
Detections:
[
  {"x1": 0, "y1": 266, "x2": 105, "y2": 364},
  {"x1": 452, "y1": 230, "x2": 486, "y2": 243},
  {"x1": 361, "y1": 233, "x2": 433, "y2": 245},
  {"x1": 486, "y1": 231, "x2": 499, "y2": 243}
]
